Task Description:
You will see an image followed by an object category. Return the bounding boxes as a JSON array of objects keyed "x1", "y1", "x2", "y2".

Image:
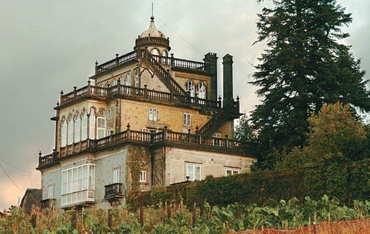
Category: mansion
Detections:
[{"x1": 37, "y1": 15, "x2": 256, "y2": 210}]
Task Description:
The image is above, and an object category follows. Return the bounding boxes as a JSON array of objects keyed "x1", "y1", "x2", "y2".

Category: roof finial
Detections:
[{"x1": 151, "y1": 3, "x2": 154, "y2": 21}]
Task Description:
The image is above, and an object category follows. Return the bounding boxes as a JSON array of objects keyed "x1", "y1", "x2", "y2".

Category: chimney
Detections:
[
  {"x1": 223, "y1": 54, "x2": 233, "y2": 105},
  {"x1": 204, "y1": 53, "x2": 218, "y2": 100}
]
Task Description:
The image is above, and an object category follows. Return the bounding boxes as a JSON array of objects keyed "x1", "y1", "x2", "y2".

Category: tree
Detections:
[
  {"x1": 250, "y1": 0, "x2": 370, "y2": 170},
  {"x1": 234, "y1": 114, "x2": 258, "y2": 143},
  {"x1": 276, "y1": 102, "x2": 367, "y2": 170}
]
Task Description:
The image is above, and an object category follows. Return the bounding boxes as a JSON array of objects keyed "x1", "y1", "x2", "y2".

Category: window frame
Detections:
[
  {"x1": 140, "y1": 170, "x2": 147, "y2": 183},
  {"x1": 225, "y1": 168, "x2": 240, "y2": 176},
  {"x1": 149, "y1": 107, "x2": 158, "y2": 121},
  {"x1": 186, "y1": 164, "x2": 201, "y2": 181},
  {"x1": 183, "y1": 113, "x2": 191, "y2": 126}
]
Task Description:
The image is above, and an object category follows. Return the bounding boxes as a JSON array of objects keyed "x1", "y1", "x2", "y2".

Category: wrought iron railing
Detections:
[{"x1": 104, "y1": 183, "x2": 123, "y2": 201}]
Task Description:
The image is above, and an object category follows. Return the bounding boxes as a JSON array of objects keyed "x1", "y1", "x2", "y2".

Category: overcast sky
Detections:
[{"x1": 0, "y1": 0, "x2": 369, "y2": 210}]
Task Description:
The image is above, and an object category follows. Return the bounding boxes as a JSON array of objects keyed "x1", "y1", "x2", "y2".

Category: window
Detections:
[
  {"x1": 125, "y1": 73, "x2": 131, "y2": 86},
  {"x1": 89, "y1": 108, "x2": 96, "y2": 139},
  {"x1": 197, "y1": 82, "x2": 206, "y2": 100},
  {"x1": 97, "y1": 110, "x2": 106, "y2": 139},
  {"x1": 213, "y1": 132, "x2": 221, "y2": 146},
  {"x1": 67, "y1": 115, "x2": 73, "y2": 145},
  {"x1": 140, "y1": 170, "x2": 147, "y2": 183},
  {"x1": 161, "y1": 51, "x2": 168, "y2": 64},
  {"x1": 151, "y1": 48, "x2": 159, "y2": 56},
  {"x1": 135, "y1": 69, "x2": 140, "y2": 89},
  {"x1": 226, "y1": 169, "x2": 240, "y2": 176},
  {"x1": 61, "y1": 118, "x2": 67, "y2": 147},
  {"x1": 113, "y1": 168, "x2": 120, "y2": 184},
  {"x1": 107, "y1": 108, "x2": 113, "y2": 120},
  {"x1": 183, "y1": 113, "x2": 191, "y2": 126},
  {"x1": 186, "y1": 80, "x2": 195, "y2": 97},
  {"x1": 187, "y1": 165, "x2": 201, "y2": 181},
  {"x1": 74, "y1": 114, "x2": 81, "y2": 143},
  {"x1": 125, "y1": 73, "x2": 131, "y2": 94},
  {"x1": 149, "y1": 108, "x2": 158, "y2": 121},
  {"x1": 81, "y1": 110, "x2": 88, "y2": 140},
  {"x1": 61, "y1": 163, "x2": 95, "y2": 207},
  {"x1": 47, "y1": 185, "x2": 54, "y2": 199},
  {"x1": 112, "y1": 79, "x2": 117, "y2": 86}
]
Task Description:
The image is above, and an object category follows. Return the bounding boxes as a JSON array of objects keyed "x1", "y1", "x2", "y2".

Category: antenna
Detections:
[{"x1": 151, "y1": 3, "x2": 154, "y2": 17}]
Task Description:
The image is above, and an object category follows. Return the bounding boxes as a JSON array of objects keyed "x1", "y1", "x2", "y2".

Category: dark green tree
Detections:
[{"x1": 250, "y1": 0, "x2": 370, "y2": 170}]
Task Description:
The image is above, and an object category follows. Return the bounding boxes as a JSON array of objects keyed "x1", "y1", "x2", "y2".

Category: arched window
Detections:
[
  {"x1": 112, "y1": 79, "x2": 117, "y2": 86},
  {"x1": 135, "y1": 69, "x2": 140, "y2": 93},
  {"x1": 97, "y1": 110, "x2": 106, "y2": 139},
  {"x1": 67, "y1": 115, "x2": 73, "y2": 145},
  {"x1": 186, "y1": 80, "x2": 195, "y2": 97},
  {"x1": 125, "y1": 73, "x2": 131, "y2": 94},
  {"x1": 74, "y1": 113, "x2": 81, "y2": 143},
  {"x1": 61, "y1": 117, "x2": 67, "y2": 147},
  {"x1": 161, "y1": 51, "x2": 168, "y2": 65},
  {"x1": 197, "y1": 82, "x2": 206, "y2": 100},
  {"x1": 151, "y1": 48, "x2": 159, "y2": 56},
  {"x1": 89, "y1": 108, "x2": 96, "y2": 139},
  {"x1": 81, "y1": 110, "x2": 88, "y2": 141}
]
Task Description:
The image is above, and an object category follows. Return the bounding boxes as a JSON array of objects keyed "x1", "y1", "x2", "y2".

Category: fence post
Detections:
[
  {"x1": 108, "y1": 209, "x2": 112, "y2": 230},
  {"x1": 192, "y1": 203, "x2": 197, "y2": 227},
  {"x1": 140, "y1": 206, "x2": 144, "y2": 227},
  {"x1": 31, "y1": 214, "x2": 37, "y2": 228}
]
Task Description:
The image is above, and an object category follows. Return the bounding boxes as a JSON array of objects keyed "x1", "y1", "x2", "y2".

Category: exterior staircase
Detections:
[
  {"x1": 197, "y1": 99, "x2": 240, "y2": 136},
  {"x1": 141, "y1": 50, "x2": 190, "y2": 97}
]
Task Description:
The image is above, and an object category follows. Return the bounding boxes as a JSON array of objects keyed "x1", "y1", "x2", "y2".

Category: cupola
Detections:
[{"x1": 134, "y1": 16, "x2": 171, "y2": 54}]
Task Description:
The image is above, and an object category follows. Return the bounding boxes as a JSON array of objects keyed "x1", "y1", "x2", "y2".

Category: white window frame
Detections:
[
  {"x1": 113, "y1": 168, "x2": 120, "y2": 184},
  {"x1": 47, "y1": 185, "x2": 54, "y2": 199},
  {"x1": 183, "y1": 113, "x2": 191, "y2": 126},
  {"x1": 61, "y1": 118, "x2": 67, "y2": 147},
  {"x1": 186, "y1": 80, "x2": 195, "y2": 97},
  {"x1": 89, "y1": 109, "x2": 96, "y2": 139},
  {"x1": 149, "y1": 108, "x2": 158, "y2": 121},
  {"x1": 67, "y1": 115, "x2": 73, "y2": 145},
  {"x1": 225, "y1": 169, "x2": 240, "y2": 176},
  {"x1": 61, "y1": 163, "x2": 95, "y2": 207},
  {"x1": 97, "y1": 111, "x2": 106, "y2": 139},
  {"x1": 81, "y1": 111, "x2": 88, "y2": 141},
  {"x1": 140, "y1": 170, "x2": 147, "y2": 183},
  {"x1": 186, "y1": 164, "x2": 201, "y2": 181},
  {"x1": 74, "y1": 115, "x2": 81, "y2": 143}
]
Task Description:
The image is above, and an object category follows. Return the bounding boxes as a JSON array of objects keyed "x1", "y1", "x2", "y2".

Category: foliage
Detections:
[
  {"x1": 2, "y1": 196, "x2": 369, "y2": 233},
  {"x1": 250, "y1": 0, "x2": 370, "y2": 170},
  {"x1": 276, "y1": 102, "x2": 367, "y2": 170},
  {"x1": 234, "y1": 114, "x2": 258, "y2": 143}
]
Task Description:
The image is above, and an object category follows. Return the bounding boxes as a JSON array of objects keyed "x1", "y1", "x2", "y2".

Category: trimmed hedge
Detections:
[{"x1": 129, "y1": 159, "x2": 370, "y2": 210}]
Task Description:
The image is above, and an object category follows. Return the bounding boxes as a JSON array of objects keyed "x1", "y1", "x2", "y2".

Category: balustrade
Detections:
[{"x1": 39, "y1": 128, "x2": 250, "y2": 168}]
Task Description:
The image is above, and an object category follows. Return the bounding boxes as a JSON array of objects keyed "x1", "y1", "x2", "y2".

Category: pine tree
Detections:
[{"x1": 250, "y1": 0, "x2": 370, "y2": 170}]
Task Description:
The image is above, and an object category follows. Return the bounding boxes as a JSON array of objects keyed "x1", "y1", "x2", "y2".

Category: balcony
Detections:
[
  {"x1": 94, "y1": 50, "x2": 207, "y2": 76},
  {"x1": 38, "y1": 128, "x2": 257, "y2": 169},
  {"x1": 104, "y1": 183, "x2": 123, "y2": 201},
  {"x1": 41, "y1": 198, "x2": 56, "y2": 209},
  {"x1": 58, "y1": 83, "x2": 221, "y2": 110}
]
